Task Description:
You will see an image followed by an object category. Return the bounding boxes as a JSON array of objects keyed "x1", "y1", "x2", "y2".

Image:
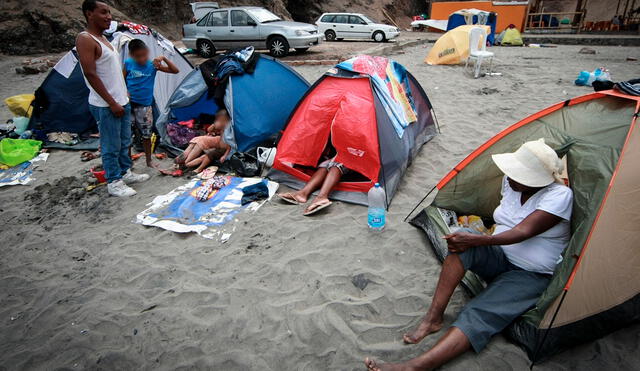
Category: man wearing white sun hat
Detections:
[{"x1": 365, "y1": 139, "x2": 574, "y2": 371}]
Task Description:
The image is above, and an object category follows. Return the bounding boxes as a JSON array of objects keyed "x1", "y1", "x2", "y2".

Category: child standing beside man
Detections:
[
  {"x1": 123, "y1": 39, "x2": 179, "y2": 167},
  {"x1": 77, "y1": 0, "x2": 150, "y2": 197}
]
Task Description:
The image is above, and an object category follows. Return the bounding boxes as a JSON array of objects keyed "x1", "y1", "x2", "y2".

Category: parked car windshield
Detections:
[{"x1": 247, "y1": 8, "x2": 281, "y2": 23}]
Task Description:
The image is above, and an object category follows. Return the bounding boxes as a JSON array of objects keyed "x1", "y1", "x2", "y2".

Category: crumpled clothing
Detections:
[
  {"x1": 177, "y1": 119, "x2": 195, "y2": 129},
  {"x1": 119, "y1": 21, "x2": 151, "y2": 35},
  {"x1": 615, "y1": 78, "x2": 640, "y2": 96},
  {"x1": 195, "y1": 175, "x2": 229, "y2": 202},
  {"x1": 200, "y1": 46, "x2": 259, "y2": 104},
  {"x1": 166, "y1": 123, "x2": 199, "y2": 148},
  {"x1": 241, "y1": 180, "x2": 269, "y2": 205},
  {"x1": 47, "y1": 132, "x2": 79, "y2": 145}
]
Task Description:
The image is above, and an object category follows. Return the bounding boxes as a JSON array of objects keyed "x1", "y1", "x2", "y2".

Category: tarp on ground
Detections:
[
  {"x1": 135, "y1": 176, "x2": 278, "y2": 241},
  {"x1": 0, "y1": 153, "x2": 49, "y2": 187}
]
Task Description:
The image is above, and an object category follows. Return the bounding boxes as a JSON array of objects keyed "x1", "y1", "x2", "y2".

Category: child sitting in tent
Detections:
[
  {"x1": 176, "y1": 108, "x2": 231, "y2": 173},
  {"x1": 123, "y1": 39, "x2": 179, "y2": 167},
  {"x1": 277, "y1": 140, "x2": 351, "y2": 216}
]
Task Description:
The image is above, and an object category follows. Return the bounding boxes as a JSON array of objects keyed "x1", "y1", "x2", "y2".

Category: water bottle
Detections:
[{"x1": 367, "y1": 183, "x2": 386, "y2": 230}]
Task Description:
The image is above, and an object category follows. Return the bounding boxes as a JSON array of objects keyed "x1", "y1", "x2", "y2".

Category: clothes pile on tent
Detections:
[
  {"x1": 409, "y1": 89, "x2": 640, "y2": 362},
  {"x1": 447, "y1": 9, "x2": 497, "y2": 44},
  {"x1": 28, "y1": 22, "x2": 193, "y2": 150},
  {"x1": 495, "y1": 25, "x2": 524, "y2": 46},
  {"x1": 200, "y1": 47, "x2": 259, "y2": 104},
  {"x1": 156, "y1": 53, "x2": 309, "y2": 159},
  {"x1": 425, "y1": 25, "x2": 491, "y2": 65},
  {"x1": 268, "y1": 55, "x2": 439, "y2": 206}
]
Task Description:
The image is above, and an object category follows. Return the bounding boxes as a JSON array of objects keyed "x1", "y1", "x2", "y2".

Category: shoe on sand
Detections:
[
  {"x1": 122, "y1": 169, "x2": 150, "y2": 184},
  {"x1": 108, "y1": 180, "x2": 137, "y2": 197}
]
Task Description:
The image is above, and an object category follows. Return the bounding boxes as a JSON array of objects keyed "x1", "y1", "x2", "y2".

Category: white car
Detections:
[{"x1": 316, "y1": 13, "x2": 400, "y2": 42}]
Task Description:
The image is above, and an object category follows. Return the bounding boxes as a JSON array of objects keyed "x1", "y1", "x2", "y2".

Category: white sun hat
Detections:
[{"x1": 491, "y1": 138, "x2": 564, "y2": 187}]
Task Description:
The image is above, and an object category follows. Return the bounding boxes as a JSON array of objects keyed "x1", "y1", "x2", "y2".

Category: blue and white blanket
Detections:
[{"x1": 135, "y1": 176, "x2": 278, "y2": 241}]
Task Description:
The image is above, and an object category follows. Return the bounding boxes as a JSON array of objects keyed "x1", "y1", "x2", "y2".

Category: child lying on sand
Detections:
[{"x1": 176, "y1": 109, "x2": 231, "y2": 173}]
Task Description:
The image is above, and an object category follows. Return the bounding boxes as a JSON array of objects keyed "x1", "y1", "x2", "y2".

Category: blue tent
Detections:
[
  {"x1": 157, "y1": 55, "x2": 309, "y2": 154},
  {"x1": 30, "y1": 50, "x2": 95, "y2": 135},
  {"x1": 447, "y1": 9, "x2": 497, "y2": 45}
]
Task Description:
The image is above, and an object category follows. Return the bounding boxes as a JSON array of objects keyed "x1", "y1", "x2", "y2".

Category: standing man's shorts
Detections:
[
  {"x1": 131, "y1": 103, "x2": 153, "y2": 139},
  {"x1": 451, "y1": 228, "x2": 552, "y2": 352}
]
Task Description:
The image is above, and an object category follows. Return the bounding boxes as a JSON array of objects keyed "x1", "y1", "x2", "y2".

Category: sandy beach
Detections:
[{"x1": 1, "y1": 42, "x2": 639, "y2": 370}]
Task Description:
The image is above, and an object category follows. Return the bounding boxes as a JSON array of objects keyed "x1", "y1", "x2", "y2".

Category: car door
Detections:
[
  {"x1": 229, "y1": 9, "x2": 261, "y2": 48},
  {"x1": 348, "y1": 15, "x2": 369, "y2": 39},
  {"x1": 333, "y1": 14, "x2": 349, "y2": 38},
  {"x1": 205, "y1": 10, "x2": 231, "y2": 49}
]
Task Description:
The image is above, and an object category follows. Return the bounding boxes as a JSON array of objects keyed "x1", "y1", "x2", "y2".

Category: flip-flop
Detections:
[
  {"x1": 303, "y1": 200, "x2": 333, "y2": 216},
  {"x1": 198, "y1": 166, "x2": 219, "y2": 180},
  {"x1": 278, "y1": 193, "x2": 303, "y2": 205},
  {"x1": 131, "y1": 153, "x2": 144, "y2": 160}
]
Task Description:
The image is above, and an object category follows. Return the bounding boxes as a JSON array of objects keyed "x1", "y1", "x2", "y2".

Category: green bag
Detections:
[{"x1": 0, "y1": 138, "x2": 42, "y2": 167}]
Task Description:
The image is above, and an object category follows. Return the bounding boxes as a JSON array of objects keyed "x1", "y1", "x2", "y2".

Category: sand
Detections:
[{"x1": 1, "y1": 43, "x2": 640, "y2": 370}]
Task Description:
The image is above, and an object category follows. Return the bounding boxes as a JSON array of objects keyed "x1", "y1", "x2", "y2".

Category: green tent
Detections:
[{"x1": 410, "y1": 90, "x2": 640, "y2": 362}]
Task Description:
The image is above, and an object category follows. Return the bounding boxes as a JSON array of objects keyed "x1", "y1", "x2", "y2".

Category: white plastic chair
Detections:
[{"x1": 465, "y1": 27, "x2": 494, "y2": 78}]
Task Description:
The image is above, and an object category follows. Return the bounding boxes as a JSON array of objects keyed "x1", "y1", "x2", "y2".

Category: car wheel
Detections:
[
  {"x1": 197, "y1": 40, "x2": 215, "y2": 58},
  {"x1": 324, "y1": 30, "x2": 336, "y2": 41},
  {"x1": 295, "y1": 48, "x2": 309, "y2": 53},
  {"x1": 268, "y1": 36, "x2": 290, "y2": 58},
  {"x1": 373, "y1": 31, "x2": 386, "y2": 42}
]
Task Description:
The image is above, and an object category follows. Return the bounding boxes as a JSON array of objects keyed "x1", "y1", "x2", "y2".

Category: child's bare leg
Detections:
[
  {"x1": 176, "y1": 143, "x2": 195, "y2": 165},
  {"x1": 194, "y1": 155, "x2": 211, "y2": 173},
  {"x1": 185, "y1": 144, "x2": 204, "y2": 163},
  {"x1": 186, "y1": 156, "x2": 202, "y2": 168},
  {"x1": 143, "y1": 138, "x2": 154, "y2": 167}
]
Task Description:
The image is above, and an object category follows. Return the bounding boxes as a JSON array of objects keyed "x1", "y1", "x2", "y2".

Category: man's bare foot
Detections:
[
  {"x1": 403, "y1": 318, "x2": 443, "y2": 344},
  {"x1": 146, "y1": 161, "x2": 158, "y2": 168},
  {"x1": 277, "y1": 192, "x2": 307, "y2": 205},
  {"x1": 364, "y1": 357, "x2": 420, "y2": 371}
]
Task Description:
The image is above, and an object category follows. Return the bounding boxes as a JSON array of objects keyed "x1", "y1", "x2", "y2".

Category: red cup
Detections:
[{"x1": 91, "y1": 167, "x2": 107, "y2": 183}]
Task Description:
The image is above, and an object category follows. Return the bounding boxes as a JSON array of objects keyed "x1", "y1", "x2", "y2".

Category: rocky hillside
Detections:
[{"x1": 0, "y1": 0, "x2": 423, "y2": 55}]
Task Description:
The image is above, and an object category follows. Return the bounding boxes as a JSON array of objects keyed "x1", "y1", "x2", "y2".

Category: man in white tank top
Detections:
[{"x1": 77, "y1": 0, "x2": 149, "y2": 197}]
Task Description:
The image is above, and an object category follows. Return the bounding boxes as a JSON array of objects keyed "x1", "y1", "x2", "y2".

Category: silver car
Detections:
[{"x1": 182, "y1": 7, "x2": 320, "y2": 58}]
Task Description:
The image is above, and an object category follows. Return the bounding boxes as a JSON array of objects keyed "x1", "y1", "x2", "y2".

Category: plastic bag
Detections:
[
  {"x1": 575, "y1": 68, "x2": 611, "y2": 87},
  {"x1": 4, "y1": 94, "x2": 35, "y2": 117},
  {"x1": 0, "y1": 138, "x2": 42, "y2": 167},
  {"x1": 228, "y1": 152, "x2": 259, "y2": 177}
]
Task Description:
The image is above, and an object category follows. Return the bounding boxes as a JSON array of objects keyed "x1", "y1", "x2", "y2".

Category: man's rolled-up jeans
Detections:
[{"x1": 89, "y1": 104, "x2": 132, "y2": 183}]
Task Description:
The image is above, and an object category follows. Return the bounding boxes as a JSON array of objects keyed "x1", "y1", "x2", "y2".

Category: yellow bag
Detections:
[{"x1": 4, "y1": 94, "x2": 35, "y2": 117}]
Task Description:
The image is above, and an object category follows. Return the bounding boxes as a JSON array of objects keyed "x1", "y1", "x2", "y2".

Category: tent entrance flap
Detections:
[{"x1": 274, "y1": 76, "x2": 379, "y2": 192}]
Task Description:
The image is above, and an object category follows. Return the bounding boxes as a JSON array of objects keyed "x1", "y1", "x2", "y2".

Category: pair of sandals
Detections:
[{"x1": 278, "y1": 193, "x2": 333, "y2": 216}]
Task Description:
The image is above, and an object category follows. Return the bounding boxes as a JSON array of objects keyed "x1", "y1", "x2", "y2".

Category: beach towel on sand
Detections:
[
  {"x1": 135, "y1": 176, "x2": 278, "y2": 241},
  {"x1": 0, "y1": 153, "x2": 49, "y2": 187}
]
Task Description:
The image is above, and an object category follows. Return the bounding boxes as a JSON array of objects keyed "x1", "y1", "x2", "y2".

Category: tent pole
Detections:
[
  {"x1": 529, "y1": 289, "x2": 568, "y2": 369},
  {"x1": 432, "y1": 108, "x2": 442, "y2": 134},
  {"x1": 404, "y1": 184, "x2": 437, "y2": 222}
]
